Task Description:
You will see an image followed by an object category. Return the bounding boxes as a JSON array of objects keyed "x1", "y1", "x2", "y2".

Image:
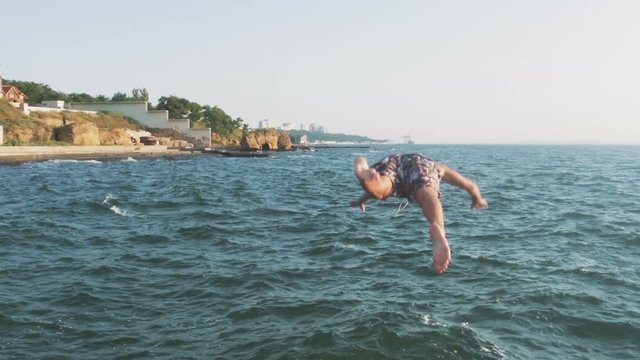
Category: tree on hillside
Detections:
[
  {"x1": 131, "y1": 88, "x2": 149, "y2": 102},
  {"x1": 107, "y1": 88, "x2": 151, "y2": 104},
  {"x1": 156, "y1": 95, "x2": 197, "y2": 119},
  {"x1": 66, "y1": 93, "x2": 98, "y2": 103},
  {"x1": 111, "y1": 92, "x2": 129, "y2": 102},
  {"x1": 200, "y1": 106, "x2": 243, "y2": 137}
]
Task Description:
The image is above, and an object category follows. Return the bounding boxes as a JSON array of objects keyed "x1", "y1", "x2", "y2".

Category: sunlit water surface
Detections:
[{"x1": 1, "y1": 145, "x2": 639, "y2": 359}]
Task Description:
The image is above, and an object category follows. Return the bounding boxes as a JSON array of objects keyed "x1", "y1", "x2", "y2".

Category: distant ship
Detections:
[{"x1": 402, "y1": 134, "x2": 415, "y2": 145}]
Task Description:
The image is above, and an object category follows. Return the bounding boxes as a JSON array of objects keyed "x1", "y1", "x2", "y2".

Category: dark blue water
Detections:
[{"x1": 1, "y1": 145, "x2": 639, "y2": 359}]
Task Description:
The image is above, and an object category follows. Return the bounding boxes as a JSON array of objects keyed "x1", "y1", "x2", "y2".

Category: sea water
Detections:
[{"x1": 0, "y1": 145, "x2": 639, "y2": 359}]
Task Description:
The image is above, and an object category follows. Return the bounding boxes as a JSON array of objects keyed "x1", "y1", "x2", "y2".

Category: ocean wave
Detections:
[
  {"x1": 524, "y1": 308, "x2": 640, "y2": 341},
  {"x1": 48, "y1": 159, "x2": 103, "y2": 165},
  {"x1": 516, "y1": 290, "x2": 605, "y2": 307},
  {"x1": 99, "y1": 194, "x2": 135, "y2": 217},
  {"x1": 53, "y1": 291, "x2": 106, "y2": 307},
  {"x1": 128, "y1": 234, "x2": 172, "y2": 244}
]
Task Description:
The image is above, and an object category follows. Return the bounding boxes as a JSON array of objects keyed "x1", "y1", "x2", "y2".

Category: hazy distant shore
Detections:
[{"x1": 0, "y1": 145, "x2": 202, "y2": 165}]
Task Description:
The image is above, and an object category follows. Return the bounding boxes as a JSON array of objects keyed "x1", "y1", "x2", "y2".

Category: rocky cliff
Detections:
[
  {"x1": 240, "y1": 129, "x2": 292, "y2": 151},
  {"x1": 0, "y1": 101, "x2": 177, "y2": 146}
]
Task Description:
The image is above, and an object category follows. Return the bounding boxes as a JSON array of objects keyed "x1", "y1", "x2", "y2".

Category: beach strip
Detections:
[{"x1": 0, "y1": 145, "x2": 200, "y2": 165}]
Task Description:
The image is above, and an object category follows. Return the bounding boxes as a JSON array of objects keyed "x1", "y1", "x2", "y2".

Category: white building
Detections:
[
  {"x1": 309, "y1": 123, "x2": 326, "y2": 133},
  {"x1": 68, "y1": 101, "x2": 211, "y2": 146},
  {"x1": 258, "y1": 119, "x2": 271, "y2": 129},
  {"x1": 27, "y1": 100, "x2": 96, "y2": 115},
  {"x1": 280, "y1": 122, "x2": 292, "y2": 131},
  {"x1": 40, "y1": 100, "x2": 65, "y2": 109}
]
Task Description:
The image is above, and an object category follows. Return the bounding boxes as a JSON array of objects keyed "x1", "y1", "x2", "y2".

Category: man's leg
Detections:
[
  {"x1": 440, "y1": 164, "x2": 487, "y2": 209},
  {"x1": 414, "y1": 186, "x2": 451, "y2": 274}
]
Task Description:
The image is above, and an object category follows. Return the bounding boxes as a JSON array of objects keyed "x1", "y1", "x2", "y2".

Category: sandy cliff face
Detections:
[
  {"x1": 100, "y1": 128, "x2": 133, "y2": 145},
  {"x1": 56, "y1": 122, "x2": 100, "y2": 145},
  {"x1": 6, "y1": 125, "x2": 53, "y2": 143}
]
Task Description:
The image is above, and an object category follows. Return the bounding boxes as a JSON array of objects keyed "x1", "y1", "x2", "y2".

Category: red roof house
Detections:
[{"x1": 1, "y1": 84, "x2": 29, "y2": 103}]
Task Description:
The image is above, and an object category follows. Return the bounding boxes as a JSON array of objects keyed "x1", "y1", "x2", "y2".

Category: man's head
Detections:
[{"x1": 354, "y1": 156, "x2": 386, "y2": 199}]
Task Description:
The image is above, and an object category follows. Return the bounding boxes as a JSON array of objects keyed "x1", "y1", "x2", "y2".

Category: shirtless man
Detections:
[{"x1": 351, "y1": 153, "x2": 488, "y2": 274}]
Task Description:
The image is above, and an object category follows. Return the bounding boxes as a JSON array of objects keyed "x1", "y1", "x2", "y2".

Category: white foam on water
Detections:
[
  {"x1": 44, "y1": 159, "x2": 103, "y2": 165},
  {"x1": 419, "y1": 314, "x2": 447, "y2": 328},
  {"x1": 335, "y1": 243, "x2": 359, "y2": 251},
  {"x1": 109, "y1": 205, "x2": 132, "y2": 217},
  {"x1": 103, "y1": 194, "x2": 136, "y2": 217},
  {"x1": 481, "y1": 343, "x2": 508, "y2": 358},
  {"x1": 286, "y1": 154, "x2": 315, "y2": 159},
  {"x1": 122, "y1": 157, "x2": 138, "y2": 162},
  {"x1": 102, "y1": 194, "x2": 114, "y2": 204}
]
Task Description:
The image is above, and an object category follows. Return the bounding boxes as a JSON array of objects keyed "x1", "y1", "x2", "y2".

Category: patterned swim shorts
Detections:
[{"x1": 372, "y1": 153, "x2": 442, "y2": 200}]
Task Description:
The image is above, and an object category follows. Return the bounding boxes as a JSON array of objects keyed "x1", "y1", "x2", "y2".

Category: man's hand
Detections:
[
  {"x1": 350, "y1": 199, "x2": 367, "y2": 212},
  {"x1": 471, "y1": 197, "x2": 488, "y2": 210},
  {"x1": 350, "y1": 192, "x2": 371, "y2": 212}
]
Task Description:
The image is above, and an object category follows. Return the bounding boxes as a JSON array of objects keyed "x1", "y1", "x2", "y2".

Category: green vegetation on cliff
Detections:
[
  {"x1": 155, "y1": 95, "x2": 243, "y2": 138},
  {"x1": 288, "y1": 130, "x2": 387, "y2": 143}
]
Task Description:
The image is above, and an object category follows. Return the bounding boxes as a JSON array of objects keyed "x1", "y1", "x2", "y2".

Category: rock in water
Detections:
[{"x1": 277, "y1": 132, "x2": 292, "y2": 151}]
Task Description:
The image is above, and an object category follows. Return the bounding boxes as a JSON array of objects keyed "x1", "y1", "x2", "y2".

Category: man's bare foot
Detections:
[{"x1": 429, "y1": 223, "x2": 451, "y2": 274}]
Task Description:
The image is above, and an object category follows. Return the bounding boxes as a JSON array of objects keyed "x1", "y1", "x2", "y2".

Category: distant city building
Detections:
[
  {"x1": 299, "y1": 123, "x2": 307, "y2": 131},
  {"x1": 308, "y1": 123, "x2": 327, "y2": 133},
  {"x1": 258, "y1": 119, "x2": 271, "y2": 129},
  {"x1": 280, "y1": 122, "x2": 292, "y2": 131}
]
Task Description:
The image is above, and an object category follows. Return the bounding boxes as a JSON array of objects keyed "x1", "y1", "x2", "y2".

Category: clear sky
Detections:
[{"x1": 3, "y1": 0, "x2": 640, "y2": 144}]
